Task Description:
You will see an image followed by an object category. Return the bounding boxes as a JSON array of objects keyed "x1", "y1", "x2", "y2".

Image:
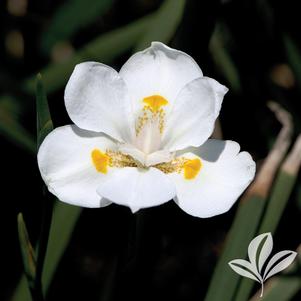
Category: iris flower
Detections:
[{"x1": 38, "y1": 42, "x2": 255, "y2": 218}]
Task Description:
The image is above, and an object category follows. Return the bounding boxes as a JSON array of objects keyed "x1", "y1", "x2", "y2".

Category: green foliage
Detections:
[
  {"x1": 12, "y1": 203, "x2": 82, "y2": 301},
  {"x1": 234, "y1": 170, "x2": 299, "y2": 301},
  {"x1": 36, "y1": 74, "x2": 53, "y2": 148},
  {"x1": 23, "y1": 13, "x2": 154, "y2": 95},
  {"x1": 41, "y1": 0, "x2": 113, "y2": 54},
  {"x1": 0, "y1": 96, "x2": 35, "y2": 153},
  {"x1": 17, "y1": 213, "x2": 37, "y2": 289},
  {"x1": 204, "y1": 195, "x2": 267, "y2": 301},
  {"x1": 283, "y1": 34, "x2": 301, "y2": 91},
  {"x1": 209, "y1": 24, "x2": 241, "y2": 93},
  {"x1": 134, "y1": 0, "x2": 186, "y2": 51}
]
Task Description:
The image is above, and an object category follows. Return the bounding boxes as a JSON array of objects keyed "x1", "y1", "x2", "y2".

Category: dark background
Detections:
[{"x1": 1, "y1": 0, "x2": 300, "y2": 300}]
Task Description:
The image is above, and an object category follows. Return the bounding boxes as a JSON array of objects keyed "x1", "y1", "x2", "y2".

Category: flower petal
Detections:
[
  {"x1": 65, "y1": 62, "x2": 134, "y2": 142},
  {"x1": 203, "y1": 76, "x2": 229, "y2": 118},
  {"x1": 169, "y1": 139, "x2": 256, "y2": 218},
  {"x1": 96, "y1": 167, "x2": 176, "y2": 212},
  {"x1": 162, "y1": 77, "x2": 226, "y2": 151},
  {"x1": 119, "y1": 42, "x2": 203, "y2": 115},
  {"x1": 38, "y1": 125, "x2": 117, "y2": 208}
]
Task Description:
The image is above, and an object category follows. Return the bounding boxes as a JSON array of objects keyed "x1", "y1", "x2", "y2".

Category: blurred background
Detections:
[{"x1": 1, "y1": 0, "x2": 301, "y2": 300}]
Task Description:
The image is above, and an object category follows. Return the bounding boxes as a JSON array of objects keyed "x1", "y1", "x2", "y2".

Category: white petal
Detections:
[
  {"x1": 65, "y1": 62, "x2": 134, "y2": 142},
  {"x1": 96, "y1": 167, "x2": 176, "y2": 211},
  {"x1": 162, "y1": 77, "x2": 221, "y2": 151},
  {"x1": 169, "y1": 139, "x2": 256, "y2": 218},
  {"x1": 119, "y1": 42, "x2": 203, "y2": 115},
  {"x1": 203, "y1": 76, "x2": 228, "y2": 118},
  {"x1": 37, "y1": 125, "x2": 117, "y2": 208}
]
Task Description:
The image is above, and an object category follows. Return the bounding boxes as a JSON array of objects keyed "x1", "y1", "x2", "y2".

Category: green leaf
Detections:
[
  {"x1": 41, "y1": 0, "x2": 113, "y2": 54},
  {"x1": 17, "y1": 213, "x2": 37, "y2": 288},
  {"x1": 204, "y1": 195, "x2": 267, "y2": 301},
  {"x1": 283, "y1": 33, "x2": 301, "y2": 91},
  {"x1": 0, "y1": 96, "x2": 35, "y2": 153},
  {"x1": 234, "y1": 135, "x2": 301, "y2": 301},
  {"x1": 209, "y1": 24, "x2": 241, "y2": 93},
  {"x1": 36, "y1": 74, "x2": 53, "y2": 148},
  {"x1": 134, "y1": 0, "x2": 186, "y2": 51},
  {"x1": 42, "y1": 202, "x2": 82, "y2": 292},
  {"x1": 23, "y1": 13, "x2": 154, "y2": 95},
  {"x1": 205, "y1": 103, "x2": 293, "y2": 301},
  {"x1": 11, "y1": 202, "x2": 82, "y2": 301},
  {"x1": 2, "y1": 13, "x2": 154, "y2": 150}
]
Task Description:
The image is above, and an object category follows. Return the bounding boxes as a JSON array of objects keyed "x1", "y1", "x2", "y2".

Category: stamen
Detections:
[
  {"x1": 106, "y1": 150, "x2": 138, "y2": 168},
  {"x1": 92, "y1": 149, "x2": 202, "y2": 180},
  {"x1": 143, "y1": 95, "x2": 168, "y2": 113},
  {"x1": 91, "y1": 149, "x2": 110, "y2": 173},
  {"x1": 155, "y1": 157, "x2": 202, "y2": 180},
  {"x1": 136, "y1": 95, "x2": 169, "y2": 136},
  {"x1": 183, "y1": 158, "x2": 202, "y2": 180}
]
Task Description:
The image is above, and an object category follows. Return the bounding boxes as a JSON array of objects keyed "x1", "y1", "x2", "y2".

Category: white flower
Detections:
[{"x1": 37, "y1": 42, "x2": 255, "y2": 218}]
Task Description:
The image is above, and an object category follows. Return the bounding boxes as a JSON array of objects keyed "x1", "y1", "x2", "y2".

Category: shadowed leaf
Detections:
[
  {"x1": 41, "y1": 0, "x2": 113, "y2": 53},
  {"x1": 36, "y1": 74, "x2": 53, "y2": 148},
  {"x1": 135, "y1": 0, "x2": 186, "y2": 51}
]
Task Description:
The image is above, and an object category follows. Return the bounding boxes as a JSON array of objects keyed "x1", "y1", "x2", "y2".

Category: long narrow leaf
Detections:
[
  {"x1": 234, "y1": 135, "x2": 301, "y2": 301},
  {"x1": 209, "y1": 24, "x2": 241, "y2": 93},
  {"x1": 205, "y1": 104, "x2": 292, "y2": 301},
  {"x1": 0, "y1": 96, "x2": 35, "y2": 153},
  {"x1": 36, "y1": 74, "x2": 53, "y2": 148},
  {"x1": 134, "y1": 0, "x2": 186, "y2": 51},
  {"x1": 11, "y1": 202, "x2": 82, "y2": 301},
  {"x1": 283, "y1": 33, "x2": 301, "y2": 91},
  {"x1": 41, "y1": 0, "x2": 113, "y2": 53},
  {"x1": 23, "y1": 13, "x2": 154, "y2": 95},
  {"x1": 17, "y1": 213, "x2": 37, "y2": 288}
]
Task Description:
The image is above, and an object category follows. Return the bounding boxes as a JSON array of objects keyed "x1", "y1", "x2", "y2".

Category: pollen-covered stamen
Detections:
[
  {"x1": 155, "y1": 157, "x2": 202, "y2": 180},
  {"x1": 134, "y1": 95, "x2": 168, "y2": 156},
  {"x1": 91, "y1": 149, "x2": 110, "y2": 173},
  {"x1": 136, "y1": 95, "x2": 168, "y2": 136},
  {"x1": 92, "y1": 148, "x2": 202, "y2": 179},
  {"x1": 106, "y1": 150, "x2": 138, "y2": 168},
  {"x1": 143, "y1": 95, "x2": 168, "y2": 113},
  {"x1": 92, "y1": 148, "x2": 138, "y2": 173}
]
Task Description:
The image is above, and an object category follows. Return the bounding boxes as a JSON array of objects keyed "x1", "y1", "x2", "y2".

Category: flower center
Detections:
[
  {"x1": 91, "y1": 94, "x2": 202, "y2": 180},
  {"x1": 91, "y1": 148, "x2": 202, "y2": 180}
]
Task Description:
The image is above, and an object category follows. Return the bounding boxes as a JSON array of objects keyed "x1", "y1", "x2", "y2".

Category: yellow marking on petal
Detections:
[
  {"x1": 91, "y1": 149, "x2": 110, "y2": 173},
  {"x1": 183, "y1": 158, "x2": 202, "y2": 180},
  {"x1": 143, "y1": 95, "x2": 168, "y2": 113}
]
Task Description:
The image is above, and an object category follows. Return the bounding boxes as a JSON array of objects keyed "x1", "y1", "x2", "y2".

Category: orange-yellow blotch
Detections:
[
  {"x1": 183, "y1": 158, "x2": 202, "y2": 180},
  {"x1": 143, "y1": 95, "x2": 168, "y2": 112},
  {"x1": 91, "y1": 149, "x2": 110, "y2": 174}
]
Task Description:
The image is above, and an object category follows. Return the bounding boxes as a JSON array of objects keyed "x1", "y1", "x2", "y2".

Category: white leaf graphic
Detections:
[
  {"x1": 263, "y1": 250, "x2": 297, "y2": 281},
  {"x1": 228, "y1": 259, "x2": 262, "y2": 283},
  {"x1": 248, "y1": 232, "x2": 273, "y2": 273}
]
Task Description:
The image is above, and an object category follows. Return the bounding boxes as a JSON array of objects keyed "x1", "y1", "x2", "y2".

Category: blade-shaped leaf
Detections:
[
  {"x1": 229, "y1": 259, "x2": 262, "y2": 283},
  {"x1": 23, "y1": 13, "x2": 154, "y2": 95},
  {"x1": 0, "y1": 96, "x2": 35, "y2": 153},
  {"x1": 263, "y1": 251, "x2": 297, "y2": 281},
  {"x1": 248, "y1": 232, "x2": 273, "y2": 273},
  {"x1": 36, "y1": 74, "x2": 53, "y2": 148},
  {"x1": 134, "y1": 0, "x2": 185, "y2": 51},
  {"x1": 41, "y1": 0, "x2": 113, "y2": 53},
  {"x1": 17, "y1": 213, "x2": 36, "y2": 287}
]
